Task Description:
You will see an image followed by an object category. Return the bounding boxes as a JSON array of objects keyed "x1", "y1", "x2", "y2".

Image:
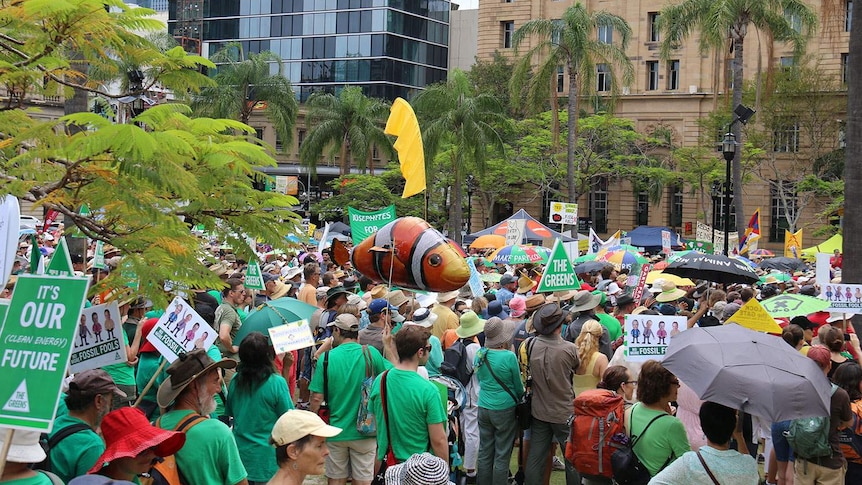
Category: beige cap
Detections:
[{"x1": 271, "y1": 410, "x2": 342, "y2": 446}]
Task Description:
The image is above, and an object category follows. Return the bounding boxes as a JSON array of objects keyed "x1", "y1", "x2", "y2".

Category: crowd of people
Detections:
[{"x1": 1, "y1": 230, "x2": 860, "y2": 485}]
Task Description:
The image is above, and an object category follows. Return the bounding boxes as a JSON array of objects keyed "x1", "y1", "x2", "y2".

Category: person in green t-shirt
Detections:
[
  {"x1": 369, "y1": 325, "x2": 448, "y2": 463},
  {"x1": 102, "y1": 326, "x2": 138, "y2": 409},
  {"x1": 48, "y1": 369, "x2": 127, "y2": 483},
  {"x1": 225, "y1": 333, "x2": 295, "y2": 484},
  {"x1": 310, "y1": 313, "x2": 391, "y2": 484},
  {"x1": 0, "y1": 429, "x2": 58, "y2": 484},
  {"x1": 156, "y1": 349, "x2": 247, "y2": 485}
]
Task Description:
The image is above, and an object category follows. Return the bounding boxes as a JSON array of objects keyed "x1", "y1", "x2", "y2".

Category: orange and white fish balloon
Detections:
[{"x1": 336, "y1": 217, "x2": 470, "y2": 292}]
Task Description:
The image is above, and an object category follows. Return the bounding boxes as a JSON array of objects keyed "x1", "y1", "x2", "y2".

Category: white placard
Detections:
[
  {"x1": 504, "y1": 219, "x2": 526, "y2": 246},
  {"x1": 268, "y1": 319, "x2": 316, "y2": 354},
  {"x1": 69, "y1": 302, "x2": 128, "y2": 373},
  {"x1": 816, "y1": 253, "x2": 862, "y2": 314},
  {"x1": 145, "y1": 297, "x2": 217, "y2": 362},
  {"x1": 624, "y1": 315, "x2": 688, "y2": 362},
  {"x1": 549, "y1": 201, "x2": 578, "y2": 225}
]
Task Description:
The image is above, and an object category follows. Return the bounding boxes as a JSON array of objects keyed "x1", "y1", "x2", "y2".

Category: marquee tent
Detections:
[{"x1": 464, "y1": 209, "x2": 576, "y2": 246}]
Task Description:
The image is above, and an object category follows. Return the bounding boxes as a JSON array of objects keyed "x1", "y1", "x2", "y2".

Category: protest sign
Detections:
[
  {"x1": 45, "y1": 238, "x2": 74, "y2": 277},
  {"x1": 0, "y1": 196, "x2": 19, "y2": 287},
  {"x1": 348, "y1": 205, "x2": 397, "y2": 245},
  {"x1": 504, "y1": 218, "x2": 527, "y2": 246},
  {"x1": 145, "y1": 297, "x2": 216, "y2": 362},
  {"x1": 466, "y1": 258, "x2": 485, "y2": 298},
  {"x1": 814, "y1": 253, "x2": 861, "y2": 313},
  {"x1": 91, "y1": 241, "x2": 107, "y2": 271},
  {"x1": 69, "y1": 302, "x2": 127, "y2": 373},
  {"x1": 245, "y1": 261, "x2": 265, "y2": 291},
  {"x1": 536, "y1": 240, "x2": 581, "y2": 293},
  {"x1": 624, "y1": 314, "x2": 687, "y2": 362},
  {"x1": 268, "y1": 320, "x2": 316, "y2": 354},
  {"x1": 661, "y1": 230, "x2": 671, "y2": 255},
  {"x1": 0, "y1": 274, "x2": 89, "y2": 431},
  {"x1": 549, "y1": 201, "x2": 578, "y2": 226},
  {"x1": 727, "y1": 299, "x2": 783, "y2": 332}
]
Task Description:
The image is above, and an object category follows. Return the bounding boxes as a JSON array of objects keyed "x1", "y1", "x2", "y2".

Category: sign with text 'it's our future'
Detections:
[{"x1": 0, "y1": 275, "x2": 89, "y2": 432}]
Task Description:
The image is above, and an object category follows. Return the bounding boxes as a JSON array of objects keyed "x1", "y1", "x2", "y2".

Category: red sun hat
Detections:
[
  {"x1": 139, "y1": 317, "x2": 160, "y2": 353},
  {"x1": 89, "y1": 407, "x2": 186, "y2": 473}
]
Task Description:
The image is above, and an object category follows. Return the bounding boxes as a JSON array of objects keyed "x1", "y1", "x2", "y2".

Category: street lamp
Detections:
[
  {"x1": 721, "y1": 132, "x2": 737, "y2": 256},
  {"x1": 466, "y1": 174, "x2": 477, "y2": 234}
]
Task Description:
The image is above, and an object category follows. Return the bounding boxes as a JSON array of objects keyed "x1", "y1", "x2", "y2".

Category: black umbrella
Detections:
[
  {"x1": 574, "y1": 260, "x2": 612, "y2": 274},
  {"x1": 328, "y1": 221, "x2": 352, "y2": 236},
  {"x1": 663, "y1": 252, "x2": 759, "y2": 285},
  {"x1": 759, "y1": 257, "x2": 807, "y2": 273}
]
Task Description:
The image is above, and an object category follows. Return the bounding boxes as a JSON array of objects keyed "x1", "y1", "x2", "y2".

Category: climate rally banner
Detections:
[{"x1": 348, "y1": 205, "x2": 396, "y2": 245}]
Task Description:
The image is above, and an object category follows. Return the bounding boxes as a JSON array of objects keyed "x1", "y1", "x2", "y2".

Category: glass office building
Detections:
[{"x1": 169, "y1": 0, "x2": 450, "y2": 101}]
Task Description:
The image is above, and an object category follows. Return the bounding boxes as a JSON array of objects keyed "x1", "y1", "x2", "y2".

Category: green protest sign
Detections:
[
  {"x1": 245, "y1": 261, "x2": 265, "y2": 291},
  {"x1": 348, "y1": 205, "x2": 396, "y2": 245},
  {"x1": 536, "y1": 239, "x2": 582, "y2": 293},
  {"x1": 45, "y1": 237, "x2": 74, "y2": 277},
  {"x1": 91, "y1": 241, "x2": 107, "y2": 271},
  {"x1": 0, "y1": 274, "x2": 89, "y2": 432}
]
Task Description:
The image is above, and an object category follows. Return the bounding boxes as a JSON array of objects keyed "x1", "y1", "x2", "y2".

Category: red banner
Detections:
[{"x1": 631, "y1": 263, "x2": 652, "y2": 304}]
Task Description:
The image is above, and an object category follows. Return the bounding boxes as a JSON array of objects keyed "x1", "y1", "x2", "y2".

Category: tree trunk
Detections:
[
  {"x1": 844, "y1": 0, "x2": 862, "y2": 284},
  {"x1": 339, "y1": 135, "x2": 349, "y2": 176},
  {"x1": 450, "y1": 151, "x2": 464, "y2": 245},
  {"x1": 732, "y1": 33, "x2": 746, "y2": 238},
  {"x1": 566, "y1": 66, "x2": 580, "y2": 203},
  {"x1": 551, "y1": 76, "x2": 560, "y2": 151},
  {"x1": 367, "y1": 148, "x2": 374, "y2": 175}
]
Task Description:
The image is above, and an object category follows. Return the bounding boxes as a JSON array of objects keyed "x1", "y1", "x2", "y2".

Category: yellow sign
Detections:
[
  {"x1": 308, "y1": 223, "x2": 316, "y2": 237},
  {"x1": 785, "y1": 229, "x2": 803, "y2": 258},
  {"x1": 726, "y1": 298, "x2": 783, "y2": 333}
]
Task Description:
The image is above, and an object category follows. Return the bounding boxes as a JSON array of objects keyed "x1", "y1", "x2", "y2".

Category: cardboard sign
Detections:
[
  {"x1": 145, "y1": 297, "x2": 217, "y2": 362},
  {"x1": 268, "y1": 319, "x2": 316, "y2": 353},
  {"x1": 0, "y1": 274, "x2": 89, "y2": 432},
  {"x1": 245, "y1": 261, "x2": 265, "y2": 291},
  {"x1": 504, "y1": 218, "x2": 526, "y2": 246},
  {"x1": 549, "y1": 201, "x2": 578, "y2": 225},
  {"x1": 69, "y1": 301, "x2": 128, "y2": 373},
  {"x1": 348, "y1": 205, "x2": 397, "y2": 245},
  {"x1": 624, "y1": 314, "x2": 687, "y2": 362},
  {"x1": 726, "y1": 299, "x2": 783, "y2": 333},
  {"x1": 466, "y1": 258, "x2": 485, "y2": 298},
  {"x1": 536, "y1": 239, "x2": 581, "y2": 293},
  {"x1": 661, "y1": 230, "x2": 671, "y2": 255}
]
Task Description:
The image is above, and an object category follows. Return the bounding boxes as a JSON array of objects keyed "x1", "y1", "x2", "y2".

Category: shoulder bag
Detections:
[{"x1": 482, "y1": 351, "x2": 530, "y2": 429}]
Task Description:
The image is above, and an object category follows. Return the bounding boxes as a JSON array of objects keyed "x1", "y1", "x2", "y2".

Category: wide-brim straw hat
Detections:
[
  {"x1": 457, "y1": 311, "x2": 486, "y2": 338},
  {"x1": 157, "y1": 349, "x2": 237, "y2": 408}
]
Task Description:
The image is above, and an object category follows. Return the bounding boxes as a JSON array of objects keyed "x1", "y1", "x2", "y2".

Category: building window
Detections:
[
  {"x1": 598, "y1": 25, "x2": 613, "y2": 44},
  {"x1": 669, "y1": 186, "x2": 683, "y2": 227},
  {"x1": 557, "y1": 66, "x2": 564, "y2": 93},
  {"x1": 769, "y1": 181, "x2": 795, "y2": 242},
  {"x1": 648, "y1": 13, "x2": 660, "y2": 42},
  {"x1": 502, "y1": 21, "x2": 514, "y2": 48},
  {"x1": 275, "y1": 134, "x2": 284, "y2": 152},
  {"x1": 372, "y1": 144, "x2": 380, "y2": 159},
  {"x1": 551, "y1": 19, "x2": 562, "y2": 44},
  {"x1": 297, "y1": 129, "x2": 306, "y2": 153},
  {"x1": 667, "y1": 60, "x2": 680, "y2": 90},
  {"x1": 646, "y1": 61, "x2": 659, "y2": 91},
  {"x1": 712, "y1": 182, "x2": 736, "y2": 232},
  {"x1": 590, "y1": 177, "x2": 608, "y2": 233},
  {"x1": 847, "y1": 0, "x2": 853, "y2": 32},
  {"x1": 596, "y1": 64, "x2": 611, "y2": 92},
  {"x1": 779, "y1": 56, "x2": 794, "y2": 69},
  {"x1": 773, "y1": 120, "x2": 800, "y2": 152},
  {"x1": 636, "y1": 191, "x2": 649, "y2": 226},
  {"x1": 254, "y1": 127, "x2": 264, "y2": 139},
  {"x1": 843, "y1": 53, "x2": 850, "y2": 84},
  {"x1": 840, "y1": 125, "x2": 847, "y2": 148},
  {"x1": 784, "y1": 8, "x2": 802, "y2": 32}
]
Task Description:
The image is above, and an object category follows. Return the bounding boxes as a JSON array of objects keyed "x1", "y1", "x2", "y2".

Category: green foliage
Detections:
[
  {"x1": 311, "y1": 170, "x2": 427, "y2": 222},
  {"x1": 467, "y1": 51, "x2": 525, "y2": 117}
]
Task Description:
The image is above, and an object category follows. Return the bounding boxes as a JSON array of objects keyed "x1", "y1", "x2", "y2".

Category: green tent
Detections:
[{"x1": 800, "y1": 233, "x2": 842, "y2": 260}]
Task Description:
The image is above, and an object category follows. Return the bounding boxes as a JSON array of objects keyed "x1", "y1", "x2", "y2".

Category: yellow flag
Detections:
[
  {"x1": 727, "y1": 298, "x2": 783, "y2": 333},
  {"x1": 784, "y1": 229, "x2": 802, "y2": 258},
  {"x1": 384, "y1": 98, "x2": 426, "y2": 198}
]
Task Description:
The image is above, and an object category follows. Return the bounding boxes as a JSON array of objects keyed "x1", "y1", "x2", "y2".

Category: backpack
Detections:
[
  {"x1": 838, "y1": 400, "x2": 862, "y2": 462},
  {"x1": 565, "y1": 389, "x2": 626, "y2": 478},
  {"x1": 34, "y1": 423, "x2": 90, "y2": 473},
  {"x1": 611, "y1": 405, "x2": 671, "y2": 485},
  {"x1": 356, "y1": 345, "x2": 377, "y2": 436},
  {"x1": 441, "y1": 338, "x2": 474, "y2": 386},
  {"x1": 785, "y1": 384, "x2": 839, "y2": 460},
  {"x1": 140, "y1": 414, "x2": 207, "y2": 485}
]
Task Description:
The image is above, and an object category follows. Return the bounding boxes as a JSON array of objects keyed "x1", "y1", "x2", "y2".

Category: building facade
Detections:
[{"x1": 472, "y1": 0, "x2": 848, "y2": 248}]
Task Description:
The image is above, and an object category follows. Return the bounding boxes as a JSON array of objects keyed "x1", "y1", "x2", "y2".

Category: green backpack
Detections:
[{"x1": 785, "y1": 384, "x2": 839, "y2": 460}]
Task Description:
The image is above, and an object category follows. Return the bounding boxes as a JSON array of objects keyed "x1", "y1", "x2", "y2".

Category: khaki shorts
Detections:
[{"x1": 324, "y1": 438, "x2": 377, "y2": 480}]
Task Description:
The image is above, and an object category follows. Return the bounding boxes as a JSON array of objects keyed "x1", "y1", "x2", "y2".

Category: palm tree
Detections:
[
  {"x1": 299, "y1": 86, "x2": 394, "y2": 176},
  {"x1": 511, "y1": 3, "x2": 634, "y2": 203},
  {"x1": 659, "y1": 0, "x2": 815, "y2": 236},
  {"x1": 413, "y1": 69, "x2": 509, "y2": 244},
  {"x1": 845, "y1": 0, "x2": 861, "y2": 283},
  {"x1": 192, "y1": 44, "x2": 297, "y2": 151}
]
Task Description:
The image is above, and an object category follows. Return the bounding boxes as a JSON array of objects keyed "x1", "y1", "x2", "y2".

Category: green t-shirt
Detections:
[
  {"x1": 426, "y1": 335, "x2": 444, "y2": 377},
  {"x1": 597, "y1": 313, "x2": 623, "y2": 342},
  {"x1": 158, "y1": 410, "x2": 247, "y2": 485},
  {"x1": 3, "y1": 472, "x2": 53, "y2": 484},
  {"x1": 369, "y1": 368, "x2": 447, "y2": 461},
  {"x1": 135, "y1": 352, "x2": 163, "y2": 405},
  {"x1": 629, "y1": 403, "x2": 691, "y2": 476},
  {"x1": 474, "y1": 348, "x2": 524, "y2": 410},
  {"x1": 47, "y1": 414, "x2": 104, "y2": 483},
  {"x1": 102, "y1": 330, "x2": 135, "y2": 386},
  {"x1": 225, "y1": 373, "x2": 294, "y2": 482},
  {"x1": 310, "y1": 342, "x2": 391, "y2": 442}
]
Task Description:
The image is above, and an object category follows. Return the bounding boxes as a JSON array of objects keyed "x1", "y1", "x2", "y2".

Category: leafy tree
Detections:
[
  {"x1": 511, "y1": 2, "x2": 634, "y2": 203},
  {"x1": 299, "y1": 86, "x2": 395, "y2": 176},
  {"x1": 191, "y1": 44, "x2": 298, "y2": 152},
  {"x1": 466, "y1": 51, "x2": 525, "y2": 118},
  {"x1": 659, "y1": 0, "x2": 816, "y2": 237},
  {"x1": 413, "y1": 69, "x2": 509, "y2": 244},
  {"x1": 311, "y1": 170, "x2": 428, "y2": 222},
  {"x1": 0, "y1": 1, "x2": 299, "y2": 305}
]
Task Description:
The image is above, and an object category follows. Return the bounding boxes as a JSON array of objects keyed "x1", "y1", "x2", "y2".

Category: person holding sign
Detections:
[
  {"x1": 156, "y1": 349, "x2": 247, "y2": 485},
  {"x1": 216, "y1": 278, "x2": 247, "y2": 384}
]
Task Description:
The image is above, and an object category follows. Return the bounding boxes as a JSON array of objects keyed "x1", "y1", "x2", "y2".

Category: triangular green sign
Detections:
[
  {"x1": 536, "y1": 239, "x2": 582, "y2": 293},
  {"x1": 91, "y1": 240, "x2": 107, "y2": 270},
  {"x1": 78, "y1": 204, "x2": 91, "y2": 216},
  {"x1": 45, "y1": 237, "x2": 75, "y2": 277},
  {"x1": 245, "y1": 261, "x2": 265, "y2": 291}
]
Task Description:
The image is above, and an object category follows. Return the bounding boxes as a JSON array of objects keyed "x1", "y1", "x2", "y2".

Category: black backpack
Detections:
[
  {"x1": 441, "y1": 338, "x2": 474, "y2": 386},
  {"x1": 34, "y1": 423, "x2": 90, "y2": 473}
]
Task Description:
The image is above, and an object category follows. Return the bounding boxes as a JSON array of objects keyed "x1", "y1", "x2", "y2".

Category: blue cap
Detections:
[{"x1": 369, "y1": 298, "x2": 398, "y2": 315}]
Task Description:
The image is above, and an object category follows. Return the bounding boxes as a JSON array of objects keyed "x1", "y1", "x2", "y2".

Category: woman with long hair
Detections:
[
  {"x1": 597, "y1": 365, "x2": 635, "y2": 403},
  {"x1": 833, "y1": 362, "x2": 862, "y2": 483},
  {"x1": 573, "y1": 320, "x2": 609, "y2": 396},
  {"x1": 226, "y1": 332, "x2": 295, "y2": 484}
]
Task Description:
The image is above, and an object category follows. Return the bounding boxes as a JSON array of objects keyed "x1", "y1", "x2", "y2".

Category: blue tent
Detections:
[{"x1": 626, "y1": 226, "x2": 684, "y2": 253}]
